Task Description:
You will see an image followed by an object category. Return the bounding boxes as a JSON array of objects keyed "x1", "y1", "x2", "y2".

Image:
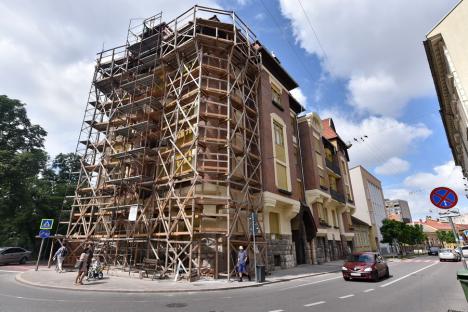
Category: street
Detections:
[{"x1": 0, "y1": 256, "x2": 466, "y2": 312}]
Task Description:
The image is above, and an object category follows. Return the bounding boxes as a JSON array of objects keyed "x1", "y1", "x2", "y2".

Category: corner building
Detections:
[{"x1": 62, "y1": 6, "x2": 356, "y2": 280}]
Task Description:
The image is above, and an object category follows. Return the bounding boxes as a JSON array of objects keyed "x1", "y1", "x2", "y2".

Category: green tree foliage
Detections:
[
  {"x1": 436, "y1": 230, "x2": 456, "y2": 244},
  {"x1": 0, "y1": 95, "x2": 79, "y2": 251},
  {"x1": 381, "y1": 219, "x2": 426, "y2": 246}
]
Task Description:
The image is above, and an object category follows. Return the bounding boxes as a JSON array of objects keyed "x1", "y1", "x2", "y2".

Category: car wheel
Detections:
[
  {"x1": 372, "y1": 271, "x2": 379, "y2": 282},
  {"x1": 19, "y1": 257, "x2": 27, "y2": 265},
  {"x1": 384, "y1": 267, "x2": 390, "y2": 278},
  {"x1": 98, "y1": 272, "x2": 104, "y2": 280}
]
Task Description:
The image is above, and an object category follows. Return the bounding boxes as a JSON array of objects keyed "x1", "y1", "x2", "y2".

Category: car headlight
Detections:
[
  {"x1": 342, "y1": 266, "x2": 348, "y2": 271},
  {"x1": 364, "y1": 267, "x2": 372, "y2": 272}
]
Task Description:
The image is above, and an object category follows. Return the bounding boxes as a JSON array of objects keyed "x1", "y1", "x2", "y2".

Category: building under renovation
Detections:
[
  {"x1": 58, "y1": 5, "x2": 356, "y2": 281},
  {"x1": 60, "y1": 6, "x2": 266, "y2": 281}
]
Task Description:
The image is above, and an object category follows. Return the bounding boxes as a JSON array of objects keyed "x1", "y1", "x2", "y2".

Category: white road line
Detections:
[
  {"x1": 304, "y1": 301, "x2": 326, "y2": 307},
  {"x1": 282, "y1": 275, "x2": 341, "y2": 290},
  {"x1": 380, "y1": 262, "x2": 438, "y2": 288},
  {"x1": 268, "y1": 310, "x2": 284, "y2": 312},
  {"x1": 363, "y1": 288, "x2": 374, "y2": 293},
  {"x1": 338, "y1": 294, "x2": 354, "y2": 299},
  {"x1": 424, "y1": 260, "x2": 431, "y2": 262}
]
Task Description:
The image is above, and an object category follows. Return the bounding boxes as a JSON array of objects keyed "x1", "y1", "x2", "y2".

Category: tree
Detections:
[
  {"x1": 380, "y1": 219, "x2": 426, "y2": 254},
  {"x1": 0, "y1": 96, "x2": 80, "y2": 252},
  {"x1": 0, "y1": 96, "x2": 48, "y2": 248},
  {"x1": 436, "y1": 230, "x2": 456, "y2": 245}
]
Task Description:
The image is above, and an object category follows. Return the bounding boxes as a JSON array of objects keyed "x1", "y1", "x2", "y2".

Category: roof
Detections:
[
  {"x1": 256, "y1": 43, "x2": 298, "y2": 91},
  {"x1": 351, "y1": 216, "x2": 371, "y2": 227},
  {"x1": 414, "y1": 219, "x2": 468, "y2": 231},
  {"x1": 321, "y1": 118, "x2": 350, "y2": 160},
  {"x1": 321, "y1": 118, "x2": 337, "y2": 140}
]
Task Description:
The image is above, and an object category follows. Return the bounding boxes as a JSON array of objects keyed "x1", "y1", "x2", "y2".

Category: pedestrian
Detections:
[
  {"x1": 236, "y1": 246, "x2": 250, "y2": 282},
  {"x1": 53, "y1": 242, "x2": 68, "y2": 273},
  {"x1": 74, "y1": 248, "x2": 90, "y2": 285},
  {"x1": 86, "y1": 246, "x2": 94, "y2": 273}
]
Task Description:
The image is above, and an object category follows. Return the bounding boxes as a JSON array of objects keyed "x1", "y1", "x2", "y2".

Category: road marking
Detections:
[
  {"x1": 424, "y1": 260, "x2": 431, "y2": 262},
  {"x1": 282, "y1": 275, "x2": 341, "y2": 290},
  {"x1": 338, "y1": 294, "x2": 354, "y2": 299},
  {"x1": 363, "y1": 288, "x2": 374, "y2": 293},
  {"x1": 304, "y1": 301, "x2": 326, "y2": 307},
  {"x1": 268, "y1": 310, "x2": 284, "y2": 312},
  {"x1": 380, "y1": 262, "x2": 438, "y2": 288}
]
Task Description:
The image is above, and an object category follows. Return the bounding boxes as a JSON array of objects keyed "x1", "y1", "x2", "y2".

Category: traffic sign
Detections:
[
  {"x1": 430, "y1": 187, "x2": 458, "y2": 209},
  {"x1": 39, "y1": 219, "x2": 54, "y2": 230},
  {"x1": 38, "y1": 230, "x2": 50, "y2": 239}
]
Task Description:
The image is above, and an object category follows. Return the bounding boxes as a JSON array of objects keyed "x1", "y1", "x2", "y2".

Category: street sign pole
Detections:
[
  {"x1": 448, "y1": 216, "x2": 468, "y2": 270},
  {"x1": 252, "y1": 212, "x2": 257, "y2": 283},
  {"x1": 35, "y1": 238, "x2": 45, "y2": 271},
  {"x1": 430, "y1": 187, "x2": 467, "y2": 269}
]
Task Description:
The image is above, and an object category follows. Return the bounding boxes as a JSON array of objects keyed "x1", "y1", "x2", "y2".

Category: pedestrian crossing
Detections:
[{"x1": 401, "y1": 259, "x2": 438, "y2": 263}]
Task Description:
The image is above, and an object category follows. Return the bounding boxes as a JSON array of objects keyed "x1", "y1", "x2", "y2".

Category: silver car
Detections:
[
  {"x1": 0, "y1": 247, "x2": 32, "y2": 264},
  {"x1": 439, "y1": 248, "x2": 461, "y2": 262}
]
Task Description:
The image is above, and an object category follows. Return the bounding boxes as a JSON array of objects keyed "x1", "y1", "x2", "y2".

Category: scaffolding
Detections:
[{"x1": 59, "y1": 6, "x2": 266, "y2": 280}]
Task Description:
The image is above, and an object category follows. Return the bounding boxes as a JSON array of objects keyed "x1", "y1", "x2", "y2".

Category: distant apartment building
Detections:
[
  {"x1": 384, "y1": 199, "x2": 412, "y2": 223},
  {"x1": 349, "y1": 166, "x2": 389, "y2": 253},
  {"x1": 453, "y1": 213, "x2": 468, "y2": 225},
  {"x1": 424, "y1": 0, "x2": 468, "y2": 177},
  {"x1": 299, "y1": 114, "x2": 355, "y2": 263}
]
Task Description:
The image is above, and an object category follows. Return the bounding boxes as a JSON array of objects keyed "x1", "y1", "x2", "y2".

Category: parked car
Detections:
[
  {"x1": 428, "y1": 246, "x2": 440, "y2": 255},
  {"x1": 439, "y1": 248, "x2": 461, "y2": 262},
  {"x1": 0, "y1": 247, "x2": 32, "y2": 265},
  {"x1": 461, "y1": 246, "x2": 468, "y2": 258},
  {"x1": 342, "y1": 252, "x2": 389, "y2": 282}
]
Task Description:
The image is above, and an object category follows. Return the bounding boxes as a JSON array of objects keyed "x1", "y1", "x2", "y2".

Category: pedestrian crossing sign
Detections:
[{"x1": 40, "y1": 219, "x2": 54, "y2": 230}]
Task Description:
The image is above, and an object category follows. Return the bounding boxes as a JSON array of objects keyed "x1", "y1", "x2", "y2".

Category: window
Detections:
[
  {"x1": 316, "y1": 151, "x2": 324, "y2": 169},
  {"x1": 272, "y1": 118, "x2": 290, "y2": 191},
  {"x1": 269, "y1": 212, "x2": 280, "y2": 235},
  {"x1": 274, "y1": 122, "x2": 284, "y2": 147},
  {"x1": 271, "y1": 83, "x2": 282, "y2": 107},
  {"x1": 329, "y1": 175, "x2": 337, "y2": 191},
  {"x1": 325, "y1": 148, "x2": 333, "y2": 162}
]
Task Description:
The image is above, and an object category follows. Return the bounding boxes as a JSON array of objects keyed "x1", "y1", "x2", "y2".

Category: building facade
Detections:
[
  {"x1": 351, "y1": 216, "x2": 372, "y2": 252},
  {"x1": 63, "y1": 6, "x2": 356, "y2": 279},
  {"x1": 384, "y1": 199, "x2": 412, "y2": 223},
  {"x1": 349, "y1": 166, "x2": 389, "y2": 253},
  {"x1": 298, "y1": 114, "x2": 355, "y2": 263},
  {"x1": 424, "y1": 0, "x2": 468, "y2": 177}
]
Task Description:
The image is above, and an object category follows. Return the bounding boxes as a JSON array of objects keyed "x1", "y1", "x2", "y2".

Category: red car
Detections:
[{"x1": 342, "y1": 252, "x2": 389, "y2": 282}]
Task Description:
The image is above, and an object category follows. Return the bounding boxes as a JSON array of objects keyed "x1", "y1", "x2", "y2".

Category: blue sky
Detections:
[{"x1": 0, "y1": 0, "x2": 465, "y2": 220}]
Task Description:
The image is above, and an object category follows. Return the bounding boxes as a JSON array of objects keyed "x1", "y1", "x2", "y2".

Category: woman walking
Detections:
[{"x1": 74, "y1": 248, "x2": 90, "y2": 285}]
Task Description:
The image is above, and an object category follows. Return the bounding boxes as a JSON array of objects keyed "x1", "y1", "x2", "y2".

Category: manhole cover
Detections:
[{"x1": 166, "y1": 303, "x2": 187, "y2": 308}]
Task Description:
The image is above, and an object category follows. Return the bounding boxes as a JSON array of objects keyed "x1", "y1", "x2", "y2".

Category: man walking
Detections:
[
  {"x1": 237, "y1": 246, "x2": 250, "y2": 282},
  {"x1": 53, "y1": 242, "x2": 68, "y2": 273}
]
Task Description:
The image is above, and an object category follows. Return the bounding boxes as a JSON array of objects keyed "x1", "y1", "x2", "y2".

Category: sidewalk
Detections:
[{"x1": 16, "y1": 260, "x2": 343, "y2": 293}]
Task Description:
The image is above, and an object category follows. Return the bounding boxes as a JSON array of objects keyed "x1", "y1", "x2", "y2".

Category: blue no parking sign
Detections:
[{"x1": 430, "y1": 187, "x2": 458, "y2": 209}]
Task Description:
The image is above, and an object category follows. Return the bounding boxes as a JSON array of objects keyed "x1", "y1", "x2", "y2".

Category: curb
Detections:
[{"x1": 15, "y1": 269, "x2": 341, "y2": 294}]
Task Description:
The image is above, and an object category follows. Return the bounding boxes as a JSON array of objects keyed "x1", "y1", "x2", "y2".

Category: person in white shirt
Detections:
[{"x1": 52, "y1": 243, "x2": 68, "y2": 273}]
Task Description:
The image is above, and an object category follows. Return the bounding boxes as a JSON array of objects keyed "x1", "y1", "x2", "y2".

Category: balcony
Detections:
[
  {"x1": 325, "y1": 159, "x2": 341, "y2": 176},
  {"x1": 330, "y1": 189, "x2": 346, "y2": 203}
]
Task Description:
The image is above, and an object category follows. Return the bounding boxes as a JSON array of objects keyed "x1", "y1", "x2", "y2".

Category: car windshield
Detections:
[
  {"x1": 430, "y1": 247, "x2": 439, "y2": 251},
  {"x1": 347, "y1": 254, "x2": 374, "y2": 263},
  {"x1": 440, "y1": 249, "x2": 451, "y2": 252}
]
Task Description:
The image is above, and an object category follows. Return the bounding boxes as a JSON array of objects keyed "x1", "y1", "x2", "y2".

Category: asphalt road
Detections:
[{"x1": 0, "y1": 256, "x2": 466, "y2": 312}]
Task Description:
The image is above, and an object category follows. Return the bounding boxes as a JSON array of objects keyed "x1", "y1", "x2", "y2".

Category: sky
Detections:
[{"x1": 0, "y1": 0, "x2": 465, "y2": 221}]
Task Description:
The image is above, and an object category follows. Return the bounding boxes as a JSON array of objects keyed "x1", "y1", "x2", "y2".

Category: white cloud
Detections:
[
  {"x1": 290, "y1": 87, "x2": 307, "y2": 109},
  {"x1": 320, "y1": 109, "x2": 432, "y2": 168},
  {"x1": 384, "y1": 161, "x2": 468, "y2": 220},
  {"x1": 375, "y1": 157, "x2": 410, "y2": 175},
  {"x1": 0, "y1": 0, "x2": 221, "y2": 156},
  {"x1": 279, "y1": 0, "x2": 458, "y2": 116}
]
